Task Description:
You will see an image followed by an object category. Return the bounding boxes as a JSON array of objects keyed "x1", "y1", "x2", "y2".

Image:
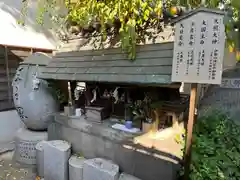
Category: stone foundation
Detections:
[
  {"x1": 14, "y1": 128, "x2": 48, "y2": 165},
  {"x1": 48, "y1": 114, "x2": 181, "y2": 180}
]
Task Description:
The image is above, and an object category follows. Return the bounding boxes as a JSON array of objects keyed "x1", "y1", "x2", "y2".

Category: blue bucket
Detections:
[{"x1": 125, "y1": 121, "x2": 133, "y2": 129}]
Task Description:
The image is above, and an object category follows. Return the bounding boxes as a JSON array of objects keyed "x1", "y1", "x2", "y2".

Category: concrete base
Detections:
[
  {"x1": 14, "y1": 128, "x2": 48, "y2": 165},
  {"x1": 48, "y1": 114, "x2": 181, "y2": 180}
]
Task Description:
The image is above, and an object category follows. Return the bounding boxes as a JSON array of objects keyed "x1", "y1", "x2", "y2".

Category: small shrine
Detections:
[
  {"x1": 37, "y1": 35, "x2": 188, "y2": 179},
  {"x1": 39, "y1": 38, "x2": 189, "y2": 131},
  {"x1": 35, "y1": 7, "x2": 228, "y2": 180},
  {"x1": 6, "y1": 6, "x2": 231, "y2": 180}
]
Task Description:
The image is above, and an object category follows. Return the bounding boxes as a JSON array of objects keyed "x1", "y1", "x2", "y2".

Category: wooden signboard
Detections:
[
  {"x1": 171, "y1": 8, "x2": 226, "y2": 179},
  {"x1": 172, "y1": 9, "x2": 225, "y2": 84}
]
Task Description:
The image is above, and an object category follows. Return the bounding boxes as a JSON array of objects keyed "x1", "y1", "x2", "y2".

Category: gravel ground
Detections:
[{"x1": 0, "y1": 151, "x2": 37, "y2": 180}]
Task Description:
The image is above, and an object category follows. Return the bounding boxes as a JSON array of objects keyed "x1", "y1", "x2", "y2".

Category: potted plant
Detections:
[{"x1": 141, "y1": 93, "x2": 163, "y2": 133}]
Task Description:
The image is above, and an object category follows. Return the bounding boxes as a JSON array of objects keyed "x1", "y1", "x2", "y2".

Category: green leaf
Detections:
[
  {"x1": 232, "y1": 0, "x2": 240, "y2": 9},
  {"x1": 21, "y1": 0, "x2": 240, "y2": 61}
]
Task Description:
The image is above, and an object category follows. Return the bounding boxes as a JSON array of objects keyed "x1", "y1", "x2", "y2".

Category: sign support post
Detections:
[
  {"x1": 184, "y1": 83, "x2": 198, "y2": 180},
  {"x1": 171, "y1": 8, "x2": 226, "y2": 180}
]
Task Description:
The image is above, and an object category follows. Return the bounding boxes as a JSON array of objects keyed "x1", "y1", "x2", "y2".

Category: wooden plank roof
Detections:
[
  {"x1": 38, "y1": 26, "x2": 176, "y2": 85},
  {"x1": 39, "y1": 41, "x2": 174, "y2": 85}
]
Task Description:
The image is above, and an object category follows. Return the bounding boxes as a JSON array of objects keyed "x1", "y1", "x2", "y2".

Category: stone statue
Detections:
[{"x1": 12, "y1": 53, "x2": 59, "y2": 130}]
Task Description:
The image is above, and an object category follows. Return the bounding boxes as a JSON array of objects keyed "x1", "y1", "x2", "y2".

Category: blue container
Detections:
[{"x1": 125, "y1": 121, "x2": 133, "y2": 129}]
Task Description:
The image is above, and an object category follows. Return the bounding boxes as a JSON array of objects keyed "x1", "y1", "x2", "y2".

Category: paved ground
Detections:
[{"x1": 0, "y1": 151, "x2": 36, "y2": 180}]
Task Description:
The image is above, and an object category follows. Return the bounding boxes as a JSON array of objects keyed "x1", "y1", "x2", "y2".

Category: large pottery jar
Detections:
[{"x1": 12, "y1": 53, "x2": 59, "y2": 130}]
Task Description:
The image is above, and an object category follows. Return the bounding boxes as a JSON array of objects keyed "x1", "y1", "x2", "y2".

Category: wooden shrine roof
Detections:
[{"x1": 38, "y1": 27, "x2": 177, "y2": 85}]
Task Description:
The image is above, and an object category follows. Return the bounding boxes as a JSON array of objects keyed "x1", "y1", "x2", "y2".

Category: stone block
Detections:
[
  {"x1": 94, "y1": 138, "x2": 114, "y2": 160},
  {"x1": 119, "y1": 173, "x2": 142, "y2": 180},
  {"x1": 80, "y1": 133, "x2": 95, "y2": 158},
  {"x1": 83, "y1": 158, "x2": 119, "y2": 180},
  {"x1": 69, "y1": 155, "x2": 85, "y2": 180},
  {"x1": 48, "y1": 122, "x2": 62, "y2": 141},
  {"x1": 44, "y1": 140, "x2": 71, "y2": 180},
  {"x1": 49, "y1": 116, "x2": 181, "y2": 180},
  {"x1": 36, "y1": 140, "x2": 47, "y2": 177},
  {"x1": 113, "y1": 144, "x2": 135, "y2": 174}
]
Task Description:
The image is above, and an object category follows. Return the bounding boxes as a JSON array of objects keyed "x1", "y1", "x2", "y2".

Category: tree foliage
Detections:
[{"x1": 21, "y1": 0, "x2": 240, "y2": 59}]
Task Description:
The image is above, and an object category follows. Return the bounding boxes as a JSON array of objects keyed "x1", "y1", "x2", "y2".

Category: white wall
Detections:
[
  {"x1": 0, "y1": 0, "x2": 61, "y2": 50},
  {"x1": 0, "y1": 110, "x2": 24, "y2": 152}
]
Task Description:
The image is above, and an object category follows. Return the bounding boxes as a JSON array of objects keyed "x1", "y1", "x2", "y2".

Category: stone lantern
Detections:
[{"x1": 12, "y1": 52, "x2": 59, "y2": 130}]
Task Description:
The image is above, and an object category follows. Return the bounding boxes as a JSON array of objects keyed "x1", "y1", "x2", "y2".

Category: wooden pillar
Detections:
[
  {"x1": 4, "y1": 46, "x2": 11, "y2": 104},
  {"x1": 184, "y1": 83, "x2": 198, "y2": 179}
]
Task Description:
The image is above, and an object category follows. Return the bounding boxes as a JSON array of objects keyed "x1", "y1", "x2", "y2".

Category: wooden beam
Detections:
[
  {"x1": 0, "y1": 44, "x2": 54, "y2": 53},
  {"x1": 4, "y1": 46, "x2": 11, "y2": 104}
]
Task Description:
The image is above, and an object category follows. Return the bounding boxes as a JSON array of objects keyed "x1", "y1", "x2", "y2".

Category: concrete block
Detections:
[
  {"x1": 69, "y1": 155, "x2": 85, "y2": 180},
  {"x1": 83, "y1": 158, "x2": 119, "y2": 180},
  {"x1": 44, "y1": 140, "x2": 71, "y2": 180},
  {"x1": 114, "y1": 144, "x2": 134, "y2": 174},
  {"x1": 119, "y1": 173, "x2": 142, "y2": 180},
  {"x1": 36, "y1": 140, "x2": 47, "y2": 177}
]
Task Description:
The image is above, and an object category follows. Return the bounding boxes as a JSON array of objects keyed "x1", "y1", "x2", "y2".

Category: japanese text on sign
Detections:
[
  {"x1": 200, "y1": 20, "x2": 207, "y2": 45},
  {"x1": 189, "y1": 22, "x2": 196, "y2": 46},
  {"x1": 178, "y1": 24, "x2": 184, "y2": 47},
  {"x1": 212, "y1": 19, "x2": 220, "y2": 44},
  {"x1": 171, "y1": 12, "x2": 225, "y2": 85}
]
